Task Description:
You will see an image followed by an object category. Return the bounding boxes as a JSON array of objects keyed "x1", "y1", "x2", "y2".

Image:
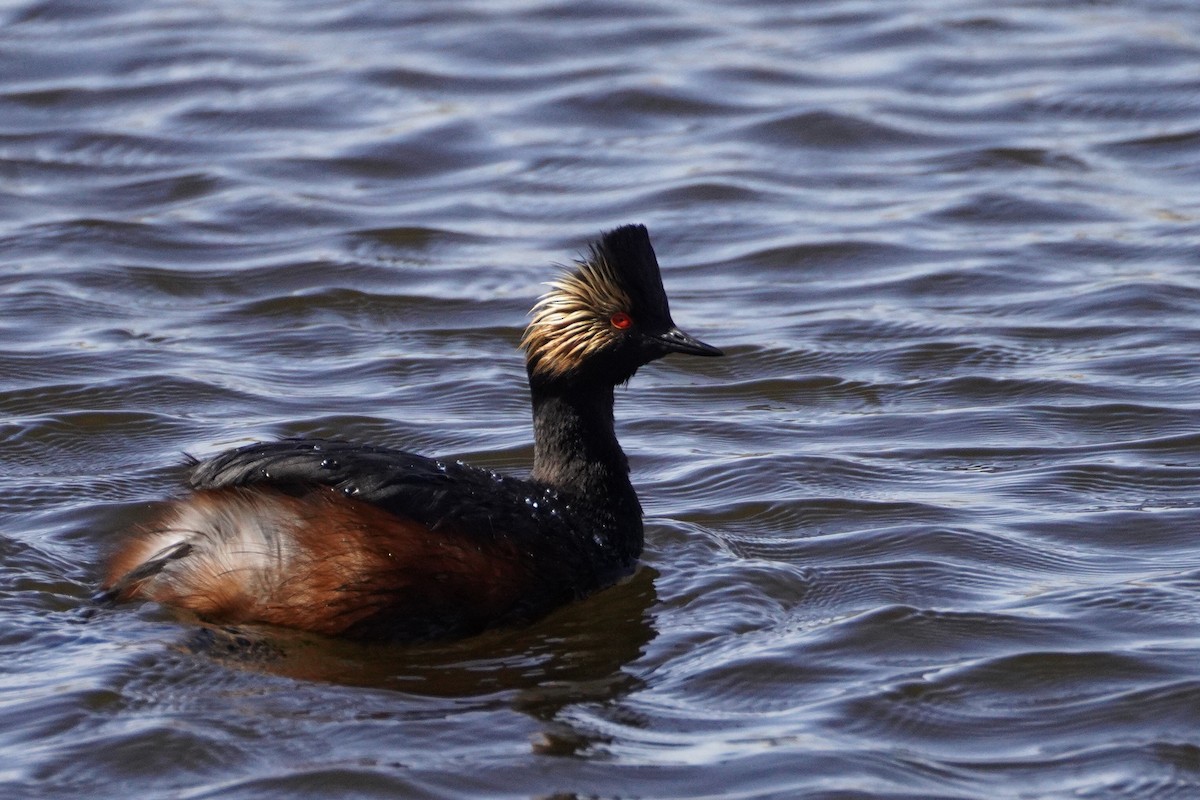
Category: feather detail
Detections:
[{"x1": 520, "y1": 247, "x2": 632, "y2": 380}]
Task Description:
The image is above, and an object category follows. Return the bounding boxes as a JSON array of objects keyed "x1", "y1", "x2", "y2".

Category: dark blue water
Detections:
[{"x1": 4, "y1": 1, "x2": 1200, "y2": 797}]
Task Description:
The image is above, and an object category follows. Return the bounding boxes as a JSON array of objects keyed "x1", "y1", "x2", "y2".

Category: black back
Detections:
[{"x1": 188, "y1": 438, "x2": 639, "y2": 600}]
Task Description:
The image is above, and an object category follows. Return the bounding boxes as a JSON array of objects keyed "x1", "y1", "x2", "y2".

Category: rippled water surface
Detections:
[{"x1": 4, "y1": 1, "x2": 1200, "y2": 797}]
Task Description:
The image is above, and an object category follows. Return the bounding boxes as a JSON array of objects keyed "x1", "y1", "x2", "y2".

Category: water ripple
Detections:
[{"x1": 4, "y1": 1, "x2": 1200, "y2": 798}]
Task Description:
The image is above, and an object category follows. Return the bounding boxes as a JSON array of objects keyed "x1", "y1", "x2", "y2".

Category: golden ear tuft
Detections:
[{"x1": 521, "y1": 253, "x2": 632, "y2": 380}]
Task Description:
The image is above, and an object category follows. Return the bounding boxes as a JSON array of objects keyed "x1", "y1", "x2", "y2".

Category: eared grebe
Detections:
[{"x1": 102, "y1": 224, "x2": 722, "y2": 640}]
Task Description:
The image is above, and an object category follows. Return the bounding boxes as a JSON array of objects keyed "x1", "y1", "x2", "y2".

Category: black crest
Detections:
[{"x1": 591, "y1": 224, "x2": 671, "y2": 323}]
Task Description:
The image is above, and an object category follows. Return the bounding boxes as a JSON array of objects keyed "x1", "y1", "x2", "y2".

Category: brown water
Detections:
[{"x1": 4, "y1": 1, "x2": 1200, "y2": 798}]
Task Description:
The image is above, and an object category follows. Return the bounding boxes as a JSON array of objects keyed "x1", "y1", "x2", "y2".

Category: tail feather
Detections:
[{"x1": 95, "y1": 540, "x2": 193, "y2": 604}]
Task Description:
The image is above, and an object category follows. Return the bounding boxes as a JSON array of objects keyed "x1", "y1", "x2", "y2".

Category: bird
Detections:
[{"x1": 101, "y1": 224, "x2": 722, "y2": 640}]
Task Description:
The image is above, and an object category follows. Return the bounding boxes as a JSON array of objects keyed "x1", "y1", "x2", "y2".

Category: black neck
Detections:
[{"x1": 529, "y1": 383, "x2": 642, "y2": 526}]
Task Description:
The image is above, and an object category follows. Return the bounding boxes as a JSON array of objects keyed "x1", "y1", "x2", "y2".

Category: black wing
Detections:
[
  {"x1": 187, "y1": 438, "x2": 562, "y2": 536},
  {"x1": 190, "y1": 438, "x2": 449, "y2": 497}
]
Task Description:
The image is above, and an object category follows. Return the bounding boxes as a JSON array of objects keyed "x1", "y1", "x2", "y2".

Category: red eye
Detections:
[{"x1": 610, "y1": 311, "x2": 633, "y2": 330}]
